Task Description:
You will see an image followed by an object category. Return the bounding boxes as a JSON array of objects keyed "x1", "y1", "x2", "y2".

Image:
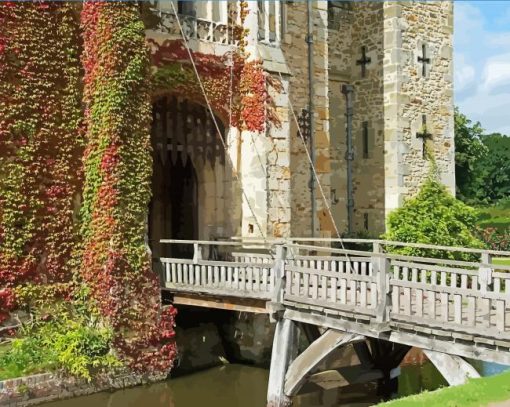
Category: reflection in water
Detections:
[
  {"x1": 46, "y1": 365, "x2": 268, "y2": 407},
  {"x1": 45, "y1": 361, "x2": 508, "y2": 407}
]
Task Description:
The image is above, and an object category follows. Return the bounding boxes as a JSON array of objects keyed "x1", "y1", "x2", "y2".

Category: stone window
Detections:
[
  {"x1": 361, "y1": 121, "x2": 373, "y2": 159},
  {"x1": 363, "y1": 213, "x2": 369, "y2": 231},
  {"x1": 258, "y1": 0, "x2": 282, "y2": 44}
]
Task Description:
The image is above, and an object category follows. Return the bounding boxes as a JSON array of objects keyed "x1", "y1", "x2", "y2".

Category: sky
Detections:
[{"x1": 455, "y1": 1, "x2": 510, "y2": 135}]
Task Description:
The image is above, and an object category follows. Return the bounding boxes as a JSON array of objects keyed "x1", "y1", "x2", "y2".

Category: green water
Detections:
[{"x1": 44, "y1": 361, "x2": 453, "y2": 407}]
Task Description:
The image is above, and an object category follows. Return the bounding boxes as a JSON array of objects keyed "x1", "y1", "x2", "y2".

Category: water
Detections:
[{"x1": 44, "y1": 359, "x2": 480, "y2": 407}]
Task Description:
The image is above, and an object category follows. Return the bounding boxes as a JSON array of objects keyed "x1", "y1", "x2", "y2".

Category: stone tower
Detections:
[{"x1": 328, "y1": 1, "x2": 455, "y2": 236}]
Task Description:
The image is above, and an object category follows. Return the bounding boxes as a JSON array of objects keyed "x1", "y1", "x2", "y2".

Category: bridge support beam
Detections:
[
  {"x1": 284, "y1": 329, "x2": 365, "y2": 397},
  {"x1": 267, "y1": 318, "x2": 298, "y2": 407},
  {"x1": 423, "y1": 349, "x2": 480, "y2": 386}
]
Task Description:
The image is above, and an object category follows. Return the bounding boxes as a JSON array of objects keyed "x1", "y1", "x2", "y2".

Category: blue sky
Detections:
[{"x1": 455, "y1": 1, "x2": 510, "y2": 135}]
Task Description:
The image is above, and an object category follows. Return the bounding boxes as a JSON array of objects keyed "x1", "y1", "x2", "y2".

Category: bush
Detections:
[
  {"x1": 476, "y1": 227, "x2": 510, "y2": 252},
  {"x1": 383, "y1": 178, "x2": 485, "y2": 261},
  {"x1": 0, "y1": 286, "x2": 121, "y2": 381}
]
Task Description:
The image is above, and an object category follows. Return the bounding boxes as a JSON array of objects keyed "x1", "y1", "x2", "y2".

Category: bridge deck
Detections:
[{"x1": 157, "y1": 239, "x2": 510, "y2": 365}]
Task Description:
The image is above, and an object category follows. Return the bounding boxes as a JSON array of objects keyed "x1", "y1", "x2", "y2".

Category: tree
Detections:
[
  {"x1": 454, "y1": 108, "x2": 488, "y2": 201},
  {"x1": 470, "y1": 133, "x2": 510, "y2": 203}
]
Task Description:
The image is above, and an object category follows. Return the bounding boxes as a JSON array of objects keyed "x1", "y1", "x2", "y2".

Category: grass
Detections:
[
  {"x1": 0, "y1": 342, "x2": 10, "y2": 356},
  {"x1": 493, "y1": 258, "x2": 510, "y2": 266},
  {"x1": 380, "y1": 370, "x2": 510, "y2": 407}
]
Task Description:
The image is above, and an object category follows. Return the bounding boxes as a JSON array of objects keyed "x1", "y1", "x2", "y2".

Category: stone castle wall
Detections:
[
  {"x1": 280, "y1": 1, "x2": 332, "y2": 238},
  {"x1": 329, "y1": 3, "x2": 386, "y2": 236},
  {"x1": 144, "y1": 0, "x2": 455, "y2": 240},
  {"x1": 383, "y1": 1, "x2": 455, "y2": 217},
  {"x1": 328, "y1": 1, "x2": 454, "y2": 235}
]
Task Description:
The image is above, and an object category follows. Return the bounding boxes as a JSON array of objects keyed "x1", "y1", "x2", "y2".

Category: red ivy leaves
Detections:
[
  {"x1": 80, "y1": 2, "x2": 176, "y2": 374},
  {"x1": 150, "y1": 39, "x2": 281, "y2": 133},
  {"x1": 0, "y1": 2, "x2": 83, "y2": 322}
]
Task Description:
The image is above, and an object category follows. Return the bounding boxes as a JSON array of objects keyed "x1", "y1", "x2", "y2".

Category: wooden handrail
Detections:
[{"x1": 230, "y1": 237, "x2": 510, "y2": 258}]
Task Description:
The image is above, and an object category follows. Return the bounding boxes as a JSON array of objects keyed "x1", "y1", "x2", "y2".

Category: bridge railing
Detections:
[
  {"x1": 158, "y1": 238, "x2": 510, "y2": 340},
  {"x1": 280, "y1": 243, "x2": 388, "y2": 321},
  {"x1": 282, "y1": 240, "x2": 510, "y2": 340},
  {"x1": 159, "y1": 240, "x2": 277, "y2": 300},
  {"x1": 389, "y1": 257, "x2": 510, "y2": 339}
]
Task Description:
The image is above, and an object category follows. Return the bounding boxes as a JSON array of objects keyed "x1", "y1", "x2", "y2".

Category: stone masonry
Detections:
[{"x1": 146, "y1": 0, "x2": 455, "y2": 240}]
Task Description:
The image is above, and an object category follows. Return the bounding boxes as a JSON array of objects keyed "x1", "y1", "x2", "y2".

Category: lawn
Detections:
[
  {"x1": 380, "y1": 370, "x2": 510, "y2": 407},
  {"x1": 493, "y1": 258, "x2": 510, "y2": 266}
]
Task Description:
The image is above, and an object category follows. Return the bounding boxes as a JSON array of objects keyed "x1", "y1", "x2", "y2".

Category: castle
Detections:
[{"x1": 144, "y1": 1, "x2": 455, "y2": 258}]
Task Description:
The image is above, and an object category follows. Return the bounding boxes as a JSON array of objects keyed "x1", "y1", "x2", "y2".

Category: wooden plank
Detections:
[
  {"x1": 163, "y1": 285, "x2": 272, "y2": 301},
  {"x1": 312, "y1": 272, "x2": 318, "y2": 300},
  {"x1": 207, "y1": 265, "x2": 213, "y2": 286},
  {"x1": 403, "y1": 286, "x2": 411, "y2": 316},
  {"x1": 392, "y1": 285, "x2": 400, "y2": 315},
  {"x1": 340, "y1": 278, "x2": 347, "y2": 304},
  {"x1": 391, "y1": 279, "x2": 510, "y2": 301},
  {"x1": 177, "y1": 263, "x2": 183, "y2": 284},
  {"x1": 467, "y1": 296, "x2": 475, "y2": 326},
  {"x1": 416, "y1": 288, "x2": 424, "y2": 317},
  {"x1": 360, "y1": 281, "x2": 367, "y2": 308},
  {"x1": 172, "y1": 293, "x2": 269, "y2": 313},
  {"x1": 350, "y1": 280, "x2": 357, "y2": 306},
  {"x1": 454, "y1": 294, "x2": 462, "y2": 324},
  {"x1": 496, "y1": 300, "x2": 506, "y2": 332},
  {"x1": 171, "y1": 262, "x2": 177, "y2": 283},
  {"x1": 165, "y1": 262, "x2": 171, "y2": 282},
  {"x1": 429, "y1": 290, "x2": 436, "y2": 320},
  {"x1": 285, "y1": 265, "x2": 376, "y2": 283},
  {"x1": 441, "y1": 293, "x2": 449, "y2": 322},
  {"x1": 284, "y1": 295, "x2": 376, "y2": 317}
]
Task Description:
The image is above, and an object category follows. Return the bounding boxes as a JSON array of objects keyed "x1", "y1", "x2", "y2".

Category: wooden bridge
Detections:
[{"x1": 156, "y1": 238, "x2": 510, "y2": 406}]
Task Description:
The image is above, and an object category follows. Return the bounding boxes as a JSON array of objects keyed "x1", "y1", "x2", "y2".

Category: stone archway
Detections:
[{"x1": 148, "y1": 95, "x2": 239, "y2": 260}]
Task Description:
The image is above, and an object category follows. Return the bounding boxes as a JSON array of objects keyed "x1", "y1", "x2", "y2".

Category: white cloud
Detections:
[
  {"x1": 454, "y1": 54, "x2": 475, "y2": 92},
  {"x1": 455, "y1": 2, "x2": 510, "y2": 135},
  {"x1": 481, "y1": 54, "x2": 510, "y2": 94}
]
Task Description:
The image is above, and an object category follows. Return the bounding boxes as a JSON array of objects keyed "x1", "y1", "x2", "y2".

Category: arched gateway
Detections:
[{"x1": 148, "y1": 96, "x2": 236, "y2": 260}]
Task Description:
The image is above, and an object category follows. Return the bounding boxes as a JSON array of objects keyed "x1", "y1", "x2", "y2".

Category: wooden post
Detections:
[
  {"x1": 193, "y1": 243, "x2": 203, "y2": 264},
  {"x1": 373, "y1": 244, "x2": 391, "y2": 324},
  {"x1": 267, "y1": 318, "x2": 298, "y2": 407},
  {"x1": 479, "y1": 252, "x2": 493, "y2": 293},
  {"x1": 268, "y1": 245, "x2": 287, "y2": 319}
]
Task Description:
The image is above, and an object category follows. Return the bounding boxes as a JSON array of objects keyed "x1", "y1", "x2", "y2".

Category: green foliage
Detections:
[
  {"x1": 470, "y1": 134, "x2": 510, "y2": 204},
  {"x1": 454, "y1": 109, "x2": 488, "y2": 201},
  {"x1": 454, "y1": 109, "x2": 510, "y2": 204},
  {"x1": 383, "y1": 177, "x2": 485, "y2": 260},
  {"x1": 0, "y1": 292, "x2": 121, "y2": 381}
]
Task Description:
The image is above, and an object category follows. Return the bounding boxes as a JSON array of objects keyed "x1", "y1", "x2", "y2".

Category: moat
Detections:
[{"x1": 44, "y1": 360, "x2": 507, "y2": 407}]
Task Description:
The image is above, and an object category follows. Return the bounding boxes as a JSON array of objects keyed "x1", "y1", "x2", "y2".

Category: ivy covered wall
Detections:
[
  {"x1": 80, "y1": 2, "x2": 176, "y2": 372},
  {"x1": 0, "y1": 2, "x2": 83, "y2": 323}
]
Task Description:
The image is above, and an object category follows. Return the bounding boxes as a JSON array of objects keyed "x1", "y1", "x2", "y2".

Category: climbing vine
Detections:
[
  {"x1": 150, "y1": 41, "x2": 280, "y2": 133},
  {"x1": 0, "y1": 2, "x2": 83, "y2": 323},
  {"x1": 149, "y1": 1, "x2": 281, "y2": 133},
  {"x1": 80, "y1": 2, "x2": 176, "y2": 373}
]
